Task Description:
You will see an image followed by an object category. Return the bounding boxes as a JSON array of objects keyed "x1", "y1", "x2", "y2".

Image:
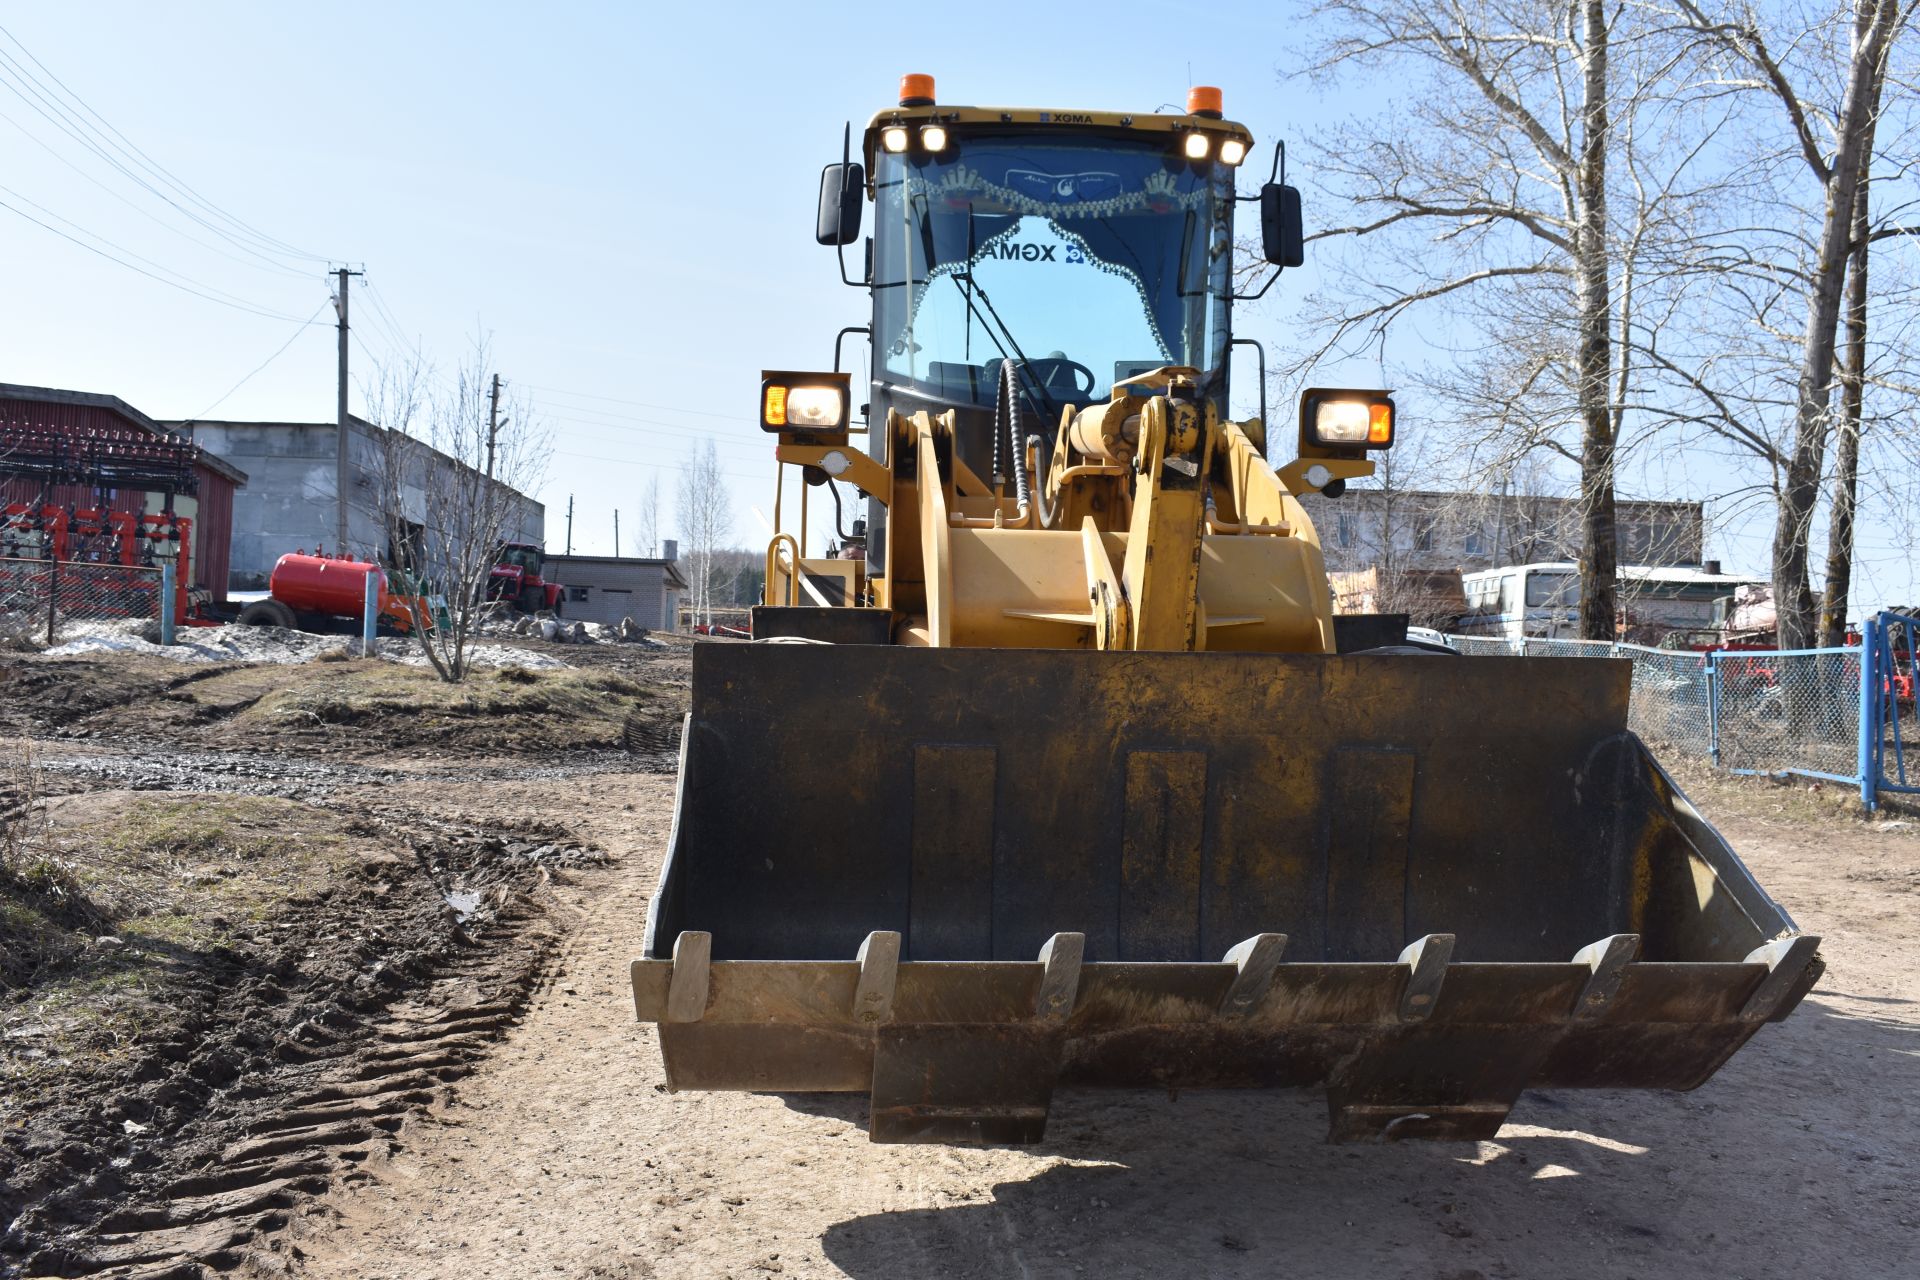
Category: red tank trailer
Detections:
[{"x1": 238, "y1": 551, "x2": 424, "y2": 633}]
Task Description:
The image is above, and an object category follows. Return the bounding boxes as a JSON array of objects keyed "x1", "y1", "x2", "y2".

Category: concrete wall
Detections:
[
  {"x1": 544, "y1": 555, "x2": 683, "y2": 629},
  {"x1": 187, "y1": 419, "x2": 544, "y2": 592}
]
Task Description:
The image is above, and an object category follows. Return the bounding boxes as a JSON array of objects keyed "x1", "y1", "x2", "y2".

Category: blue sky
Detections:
[
  {"x1": 0, "y1": 2, "x2": 1335, "y2": 558},
  {"x1": 2, "y1": 3, "x2": 1911, "y2": 612}
]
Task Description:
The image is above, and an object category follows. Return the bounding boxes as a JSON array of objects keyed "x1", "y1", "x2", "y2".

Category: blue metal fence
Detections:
[{"x1": 1864, "y1": 610, "x2": 1920, "y2": 809}]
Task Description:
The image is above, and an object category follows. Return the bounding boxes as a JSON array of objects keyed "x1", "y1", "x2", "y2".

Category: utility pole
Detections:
[
  {"x1": 333, "y1": 267, "x2": 363, "y2": 555},
  {"x1": 614, "y1": 509, "x2": 621, "y2": 557},
  {"x1": 566, "y1": 494, "x2": 574, "y2": 555},
  {"x1": 486, "y1": 373, "x2": 502, "y2": 479}
]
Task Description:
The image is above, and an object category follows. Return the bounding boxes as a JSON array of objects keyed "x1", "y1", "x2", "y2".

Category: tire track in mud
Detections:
[{"x1": 6, "y1": 815, "x2": 606, "y2": 1280}]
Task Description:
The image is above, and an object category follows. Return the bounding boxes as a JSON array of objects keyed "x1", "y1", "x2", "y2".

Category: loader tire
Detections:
[
  {"x1": 237, "y1": 599, "x2": 297, "y2": 629},
  {"x1": 1351, "y1": 642, "x2": 1459, "y2": 657}
]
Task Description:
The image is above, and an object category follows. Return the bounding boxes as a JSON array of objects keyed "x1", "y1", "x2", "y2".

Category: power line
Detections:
[
  {"x1": 520, "y1": 382, "x2": 744, "y2": 420},
  {"x1": 552, "y1": 445, "x2": 773, "y2": 484},
  {"x1": 0, "y1": 179, "x2": 311, "y2": 315},
  {"x1": 0, "y1": 190, "x2": 319, "y2": 321},
  {"x1": 189, "y1": 298, "x2": 331, "y2": 419},
  {"x1": 538, "y1": 409, "x2": 771, "y2": 455},
  {"x1": 0, "y1": 104, "x2": 313, "y2": 281},
  {"x1": 0, "y1": 23, "x2": 334, "y2": 266},
  {"x1": 0, "y1": 61, "x2": 315, "y2": 277}
]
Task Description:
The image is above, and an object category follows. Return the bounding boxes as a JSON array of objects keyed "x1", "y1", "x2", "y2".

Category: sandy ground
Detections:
[{"x1": 283, "y1": 776, "x2": 1920, "y2": 1280}]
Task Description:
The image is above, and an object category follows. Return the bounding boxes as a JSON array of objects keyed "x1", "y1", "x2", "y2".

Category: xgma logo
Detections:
[{"x1": 979, "y1": 241, "x2": 1087, "y2": 263}]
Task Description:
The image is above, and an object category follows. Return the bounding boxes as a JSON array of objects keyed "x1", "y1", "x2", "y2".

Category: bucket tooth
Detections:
[
  {"x1": 1218, "y1": 933, "x2": 1287, "y2": 1018},
  {"x1": 665, "y1": 931, "x2": 711, "y2": 1024},
  {"x1": 853, "y1": 931, "x2": 900, "y2": 1025},
  {"x1": 1396, "y1": 933, "x2": 1453, "y2": 1021},
  {"x1": 1034, "y1": 932, "x2": 1085, "y2": 1022},
  {"x1": 1740, "y1": 935, "x2": 1822, "y2": 1022},
  {"x1": 1571, "y1": 933, "x2": 1640, "y2": 1020}
]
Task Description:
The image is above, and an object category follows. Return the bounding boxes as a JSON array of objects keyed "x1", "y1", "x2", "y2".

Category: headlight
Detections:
[
  {"x1": 881, "y1": 126, "x2": 909, "y2": 153},
  {"x1": 920, "y1": 125, "x2": 948, "y2": 152},
  {"x1": 1183, "y1": 132, "x2": 1211, "y2": 160},
  {"x1": 1219, "y1": 138, "x2": 1247, "y2": 166},
  {"x1": 761, "y1": 370, "x2": 852, "y2": 434},
  {"x1": 786, "y1": 386, "x2": 845, "y2": 427},
  {"x1": 1301, "y1": 390, "x2": 1395, "y2": 449}
]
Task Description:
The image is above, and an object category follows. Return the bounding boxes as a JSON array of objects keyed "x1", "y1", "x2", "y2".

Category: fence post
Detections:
[
  {"x1": 160, "y1": 563, "x2": 175, "y2": 646},
  {"x1": 44, "y1": 554, "x2": 58, "y2": 647},
  {"x1": 1859, "y1": 616, "x2": 1879, "y2": 811},
  {"x1": 1707, "y1": 651, "x2": 1722, "y2": 769},
  {"x1": 362, "y1": 566, "x2": 378, "y2": 656}
]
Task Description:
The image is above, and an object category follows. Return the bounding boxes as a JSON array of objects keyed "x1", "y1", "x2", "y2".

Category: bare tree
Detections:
[
  {"x1": 365, "y1": 337, "x2": 548, "y2": 680},
  {"x1": 1292, "y1": 0, "x2": 1716, "y2": 638},
  {"x1": 676, "y1": 440, "x2": 731, "y2": 629},
  {"x1": 1669, "y1": 0, "x2": 1916, "y2": 646},
  {"x1": 638, "y1": 472, "x2": 661, "y2": 559}
]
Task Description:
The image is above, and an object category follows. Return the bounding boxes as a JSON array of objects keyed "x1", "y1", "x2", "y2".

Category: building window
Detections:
[
  {"x1": 569, "y1": 586, "x2": 589, "y2": 603},
  {"x1": 1414, "y1": 519, "x2": 1435, "y2": 552},
  {"x1": 1464, "y1": 526, "x2": 1485, "y2": 556},
  {"x1": 1336, "y1": 514, "x2": 1353, "y2": 549}
]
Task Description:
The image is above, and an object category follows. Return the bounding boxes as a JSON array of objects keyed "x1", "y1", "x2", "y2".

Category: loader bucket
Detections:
[{"x1": 632, "y1": 644, "x2": 1821, "y2": 1144}]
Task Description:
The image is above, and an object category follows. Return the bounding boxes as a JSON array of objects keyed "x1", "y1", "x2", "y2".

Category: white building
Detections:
[{"x1": 544, "y1": 544, "x2": 686, "y2": 630}]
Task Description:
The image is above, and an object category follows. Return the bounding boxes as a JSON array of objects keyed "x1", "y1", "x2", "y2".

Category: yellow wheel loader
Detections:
[{"x1": 631, "y1": 77, "x2": 1822, "y2": 1143}]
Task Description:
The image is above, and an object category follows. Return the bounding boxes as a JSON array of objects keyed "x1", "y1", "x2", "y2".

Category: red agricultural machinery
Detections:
[
  {"x1": 486, "y1": 542, "x2": 565, "y2": 616},
  {"x1": 0, "y1": 502, "x2": 194, "y2": 623},
  {"x1": 236, "y1": 550, "x2": 426, "y2": 634}
]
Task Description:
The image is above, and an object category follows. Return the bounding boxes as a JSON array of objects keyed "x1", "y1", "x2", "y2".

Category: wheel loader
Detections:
[{"x1": 630, "y1": 77, "x2": 1823, "y2": 1143}]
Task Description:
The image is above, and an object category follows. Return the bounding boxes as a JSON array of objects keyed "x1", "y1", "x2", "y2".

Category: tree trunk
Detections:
[
  {"x1": 1773, "y1": 0, "x2": 1899, "y2": 649},
  {"x1": 1575, "y1": 0, "x2": 1619, "y2": 641},
  {"x1": 1819, "y1": 148, "x2": 1874, "y2": 648}
]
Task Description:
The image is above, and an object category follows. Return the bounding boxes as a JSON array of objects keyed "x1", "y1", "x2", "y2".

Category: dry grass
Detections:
[
  {"x1": 1663, "y1": 752, "x2": 1920, "y2": 828},
  {"x1": 2, "y1": 790, "x2": 359, "y2": 1073},
  {"x1": 229, "y1": 659, "x2": 650, "y2": 745}
]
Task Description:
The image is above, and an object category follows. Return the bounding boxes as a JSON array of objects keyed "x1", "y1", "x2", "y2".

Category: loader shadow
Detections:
[{"x1": 816, "y1": 999, "x2": 1919, "y2": 1280}]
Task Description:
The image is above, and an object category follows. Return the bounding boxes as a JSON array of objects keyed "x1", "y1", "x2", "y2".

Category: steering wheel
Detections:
[{"x1": 1035, "y1": 358, "x2": 1097, "y2": 397}]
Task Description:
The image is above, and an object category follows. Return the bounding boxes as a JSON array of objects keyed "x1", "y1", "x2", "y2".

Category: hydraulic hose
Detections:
[{"x1": 1002, "y1": 359, "x2": 1033, "y2": 516}]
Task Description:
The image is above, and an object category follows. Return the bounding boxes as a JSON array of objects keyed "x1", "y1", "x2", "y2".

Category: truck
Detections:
[{"x1": 628, "y1": 77, "x2": 1823, "y2": 1145}]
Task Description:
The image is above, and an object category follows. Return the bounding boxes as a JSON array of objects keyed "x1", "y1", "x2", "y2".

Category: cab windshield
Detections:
[
  {"x1": 872, "y1": 132, "x2": 1234, "y2": 410},
  {"x1": 497, "y1": 546, "x2": 542, "y2": 574}
]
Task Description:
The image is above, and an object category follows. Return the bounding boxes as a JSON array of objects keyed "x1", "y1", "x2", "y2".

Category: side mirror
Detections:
[
  {"x1": 1261, "y1": 183, "x2": 1304, "y2": 268},
  {"x1": 816, "y1": 163, "x2": 865, "y2": 246}
]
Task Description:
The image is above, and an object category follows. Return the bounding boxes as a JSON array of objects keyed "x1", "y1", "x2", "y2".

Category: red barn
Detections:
[{"x1": 0, "y1": 383, "x2": 247, "y2": 605}]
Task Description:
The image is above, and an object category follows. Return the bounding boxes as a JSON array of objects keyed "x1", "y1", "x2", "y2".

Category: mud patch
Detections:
[{"x1": 1, "y1": 793, "x2": 607, "y2": 1278}]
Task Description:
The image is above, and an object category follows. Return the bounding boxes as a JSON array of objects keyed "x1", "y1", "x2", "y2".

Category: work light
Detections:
[
  {"x1": 761, "y1": 371, "x2": 853, "y2": 435},
  {"x1": 1301, "y1": 390, "x2": 1395, "y2": 450}
]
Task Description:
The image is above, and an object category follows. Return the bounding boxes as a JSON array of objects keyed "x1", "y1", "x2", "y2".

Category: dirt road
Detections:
[{"x1": 285, "y1": 774, "x2": 1920, "y2": 1280}]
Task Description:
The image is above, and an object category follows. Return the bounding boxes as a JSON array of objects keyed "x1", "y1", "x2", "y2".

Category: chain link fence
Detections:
[
  {"x1": 1444, "y1": 634, "x2": 1716, "y2": 757},
  {"x1": 1442, "y1": 626, "x2": 1920, "y2": 807},
  {"x1": 0, "y1": 556, "x2": 165, "y2": 648},
  {"x1": 1713, "y1": 650, "x2": 1861, "y2": 781}
]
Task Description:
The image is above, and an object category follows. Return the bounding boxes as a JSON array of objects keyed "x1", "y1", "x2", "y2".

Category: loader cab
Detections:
[{"x1": 815, "y1": 79, "x2": 1300, "y2": 572}]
